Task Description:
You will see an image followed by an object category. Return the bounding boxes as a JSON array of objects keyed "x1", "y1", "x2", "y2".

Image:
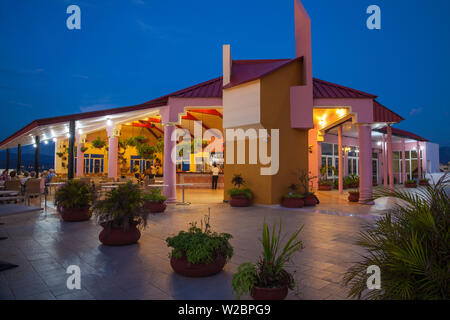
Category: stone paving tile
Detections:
[{"x1": 0, "y1": 201, "x2": 373, "y2": 300}]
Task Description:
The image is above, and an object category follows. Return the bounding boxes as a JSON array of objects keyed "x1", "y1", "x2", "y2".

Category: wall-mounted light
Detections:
[
  {"x1": 66, "y1": 133, "x2": 71, "y2": 138},
  {"x1": 78, "y1": 129, "x2": 83, "y2": 135},
  {"x1": 377, "y1": 141, "x2": 382, "y2": 146},
  {"x1": 53, "y1": 138, "x2": 57, "y2": 143},
  {"x1": 44, "y1": 140, "x2": 48, "y2": 145},
  {"x1": 33, "y1": 144, "x2": 37, "y2": 148}
]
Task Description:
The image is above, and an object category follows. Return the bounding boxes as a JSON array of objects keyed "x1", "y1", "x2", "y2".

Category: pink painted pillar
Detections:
[
  {"x1": 358, "y1": 125, "x2": 374, "y2": 204},
  {"x1": 417, "y1": 141, "x2": 422, "y2": 180},
  {"x1": 401, "y1": 138, "x2": 406, "y2": 184},
  {"x1": 382, "y1": 134, "x2": 388, "y2": 189},
  {"x1": 163, "y1": 124, "x2": 177, "y2": 203},
  {"x1": 387, "y1": 125, "x2": 394, "y2": 192},
  {"x1": 338, "y1": 126, "x2": 343, "y2": 194},
  {"x1": 75, "y1": 134, "x2": 85, "y2": 177},
  {"x1": 107, "y1": 125, "x2": 120, "y2": 180},
  {"x1": 308, "y1": 128, "x2": 321, "y2": 190}
]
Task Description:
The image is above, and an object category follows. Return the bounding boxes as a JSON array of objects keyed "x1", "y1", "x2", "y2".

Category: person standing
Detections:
[{"x1": 211, "y1": 163, "x2": 220, "y2": 190}]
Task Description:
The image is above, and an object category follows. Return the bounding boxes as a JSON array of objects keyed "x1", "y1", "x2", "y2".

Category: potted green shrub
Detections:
[
  {"x1": 318, "y1": 166, "x2": 334, "y2": 191},
  {"x1": 143, "y1": 188, "x2": 167, "y2": 213},
  {"x1": 348, "y1": 174, "x2": 359, "y2": 188},
  {"x1": 227, "y1": 174, "x2": 253, "y2": 207},
  {"x1": 343, "y1": 174, "x2": 449, "y2": 300},
  {"x1": 93, "y1": 182, "x2": 148, "y2": 246},
  {"x1": 298, "y1": 170, "x2": 318, "y2": 206},
  {"x1": 348, "y1": 191, "x2": 359, "y2": 202},
  {"x1": 91, "y1": 137, "x2": 106, "y2": 149},
  {"x1": 419, "y1": 177, "x2": 430, "y2": 186},
  {"x1": 166, "y1": 212, "x2": 233, "y2": 277},
  {"x1": 405, "y1": 179, "x2": 417, "y2": 188},
  {"x1": 54, "y1": 180, "x2": 95, "y2": 222},
  {"x1": 232, "y1": 219, "x2": 304, "y2": 300},
  {"x1": 281, "y1": 184, "x2": 304, "y2": 208}
]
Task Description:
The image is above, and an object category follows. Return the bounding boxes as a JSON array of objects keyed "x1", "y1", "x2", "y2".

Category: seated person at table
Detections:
[
  {"x1": 21, "y1": 171, "x2": 31, "y2": 184},
  {"x1": 1, "y1": 170, "x2": 9, "y2": 181},
  {"x1": 45, "y1": 169, "x2": 56, "y2": 183},
  {"x1": 9, "y1": 171, "x2": 19, "y2": 180}
]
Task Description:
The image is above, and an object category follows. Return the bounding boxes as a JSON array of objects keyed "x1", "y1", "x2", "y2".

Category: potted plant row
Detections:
[
  {"x1": 93, "y1": 182, "x2": 149, "y2": 246},
  {"x1": 54, "y1": 180, "x2": 95, "y2": 222},
  {"x1": 166, "y1": 212, "x2": 233, "y2": 277},
  {"x1": 281, "y1": 184, "x2": 305, "y2": 208},
  {"x1": 232, "y1": 219, "x2": 304, "y2": 300},
  {"x1": 227, "y1": 174, "x2": 253, "y2": 207}
]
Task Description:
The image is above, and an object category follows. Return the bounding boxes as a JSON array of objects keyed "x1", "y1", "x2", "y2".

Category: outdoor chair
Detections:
[
  {"x1": 4, "y1": 180, "x2": 22, "y2": 192},
  {"x1": 24, "y1": 178, "x2": 42, "y2": 206}
]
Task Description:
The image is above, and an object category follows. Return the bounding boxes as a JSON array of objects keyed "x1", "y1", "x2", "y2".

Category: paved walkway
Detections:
[{"x1": 0, "y1": 197, "x2": 373, "y2": 300}]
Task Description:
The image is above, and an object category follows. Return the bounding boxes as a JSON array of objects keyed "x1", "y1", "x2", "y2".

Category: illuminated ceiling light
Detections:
[
  {"x1": 78, "y1": 129, "x2": 83, "y2": 135},
  {"x1": 336, "y1": 109, "x2": 346, "y2": 117},
  {"x1": 66, "y1": 133, "x2": 71, "y2": 138},
  {"x1": 33, "y1": 144, "x2": 37, "y2": 148},
  {"x1": 42, "y1": 134, "x2": 47, "y2": 140},
  {"x1": 53, "y1": 138, "x2": 57, "y2": 143},
  {"x1": 106, "y1": 119, "x2": 112, "y2": 126},
  {"x1": 44, "y1": 140, "x2": 48, "y2": 145},
  {"x1": 377, "y1": 141, "x2": 382, "y2": 146}
]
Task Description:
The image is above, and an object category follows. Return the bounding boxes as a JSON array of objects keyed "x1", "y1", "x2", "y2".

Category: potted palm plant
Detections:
[
  {"x1": 232, "y1": 219, "x2": 304, "y2": 300},
  {"x1": 54, "y1": 180, "x2": 95, "y2": 222},
  {"x1": 91, "y1": 137, "x2": 106, "y2": 149},
  {"x1": 405, "y1": 179, "x2": 417, "y2": 188},
  {"x1": 166, "y1": 212, "x2": 233, "y2": 277},
  {"x1": 281, "y1": 184, "x2": 304, "y2": 208},
  {"x1": 93, "y1": 182, "x2": 149, "y2": 246},
  {"x1": 227, "y1": 174, "x2": 253, "y2": 207},
  {"x1": 143, "y1": 188, "x2": 167, "y2": 213},
  {"x1": 344, "y1": 174, "x2": 449, "y2": 300}
]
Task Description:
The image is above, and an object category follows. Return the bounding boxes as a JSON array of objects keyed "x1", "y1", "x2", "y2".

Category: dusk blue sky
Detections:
[{"x1": 0, "y1": 0, "x2": 449, "y2": 157}]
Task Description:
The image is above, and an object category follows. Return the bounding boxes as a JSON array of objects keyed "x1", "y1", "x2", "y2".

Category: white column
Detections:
[{"x1": 106, "y1": 124, "x2": 121, "y2": 180}]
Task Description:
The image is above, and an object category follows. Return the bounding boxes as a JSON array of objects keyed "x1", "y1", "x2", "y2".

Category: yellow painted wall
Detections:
[{"x1": 224, "y1": 60, "x2": 308, "y2": 205}]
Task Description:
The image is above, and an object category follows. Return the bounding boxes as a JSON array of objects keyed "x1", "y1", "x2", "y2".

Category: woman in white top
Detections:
[{"x1": 211, "y1": 163, "x2": 220, "y2": 190}]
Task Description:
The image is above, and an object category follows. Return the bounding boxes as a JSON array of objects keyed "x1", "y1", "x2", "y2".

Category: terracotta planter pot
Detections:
[
  {"x1": 348, "y1": 192, "x2": 359, "y2": 202},
  {"x1": 419, "y1": 181, "x2": 429, "y2": 186},
  {"x1": 405, "y1": 183, "x2": 417, "y2": 188},
  {"x1": 99, "y1": 223, "x2": 141, "y2": 246},
  {"x1": 251, "y1": 285, "x2": 288, "y2": 300},
  {"x1": 170, "y1": 254, "x2": 227, "y2": 277},
  {"x1": 230, "y1": 195, "x2": 251, "y2": 207},
  {"x1": 144, "y1": 201, "x2": 166, "y2": 213},
  {"x1": 281, "y1": 197, "x2": 304, "y2": 208},
  {"x1": 318, "y1": 184, "x2": 332, "y2": 191},
  {"x1": 303, "y1": 195, "x2": 318, "y2": 207},
  {"x1": 60, "y1": 207, "x2": 91, "y2": 222}
]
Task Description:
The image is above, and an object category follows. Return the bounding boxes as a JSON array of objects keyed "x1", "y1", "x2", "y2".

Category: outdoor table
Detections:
[{"x1": 175, "y1": 183, "x2": 194, "y2": 205}]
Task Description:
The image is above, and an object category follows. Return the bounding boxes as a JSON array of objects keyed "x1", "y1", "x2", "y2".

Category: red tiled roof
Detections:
[
  {"x1": 313, "y1": 78, "x2": 377, "y2": 99},
  {"x1": 0, "y1": 69, "x2": 405, "y2": 148},
  {"x1": 377, "y1": 127, "x2": 428, "y2": 142},
  {"x1": 373, "y1": 101, "x2": 404, "y2": 123}
]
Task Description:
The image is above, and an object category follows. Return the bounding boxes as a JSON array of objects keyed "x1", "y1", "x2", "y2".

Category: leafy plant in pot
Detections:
[
  {"x1": 281, "y1": 184, "x2": 304, "y2": 208},
  {"x1": 232, "y1": 219, "x2": 304, "y2": 300},
  {"x1": 405, "y1": 179, "x2": 417, "y2": 188},
  {"x1": 93, "y1": 182, "x2": 148, "y2": 246},
  {"x1": 348, "y1": 191, "x2": 359, "y2": 202},
  {"x1": 297, "y1": 170, "x2": 318, "y2": 206},
  {"x1": 166, "y1": 212, "x2": 233, "y2": 277},
  {"x1": 227, "y1": 174, "x2": 253, "y2": 207},
  {"x1": 142, "y1": 188, "x2": 167, "y2": 213},
  {"x1": 54, "y1": 180, "x2": 95, "y2": 222},
  {"x1": 419, "y1": 178, "x2": 429, "y2": 186},
  {"x1": 318, "y1": 166, "x2": 335, "y2": 191},
  {"x1": 343, "y1": 174, "x2": 449, "y2": 300}
]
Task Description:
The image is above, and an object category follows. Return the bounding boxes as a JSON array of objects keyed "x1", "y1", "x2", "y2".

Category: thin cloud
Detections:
[
  {"x1": 79, "y1": 96, "x2": 114, "y2": 113},
  {"x1": 409, "y1": 107, "x2": 422, "y2": 116},
  {"x1": 8, "y1": 101, "x2": 32, "y2": 108},
  {"x1": 137, "y1": 20, "x2": 167, "y2": 39},
  {"x1": 132, "y1": 0, "x2": 146, "y2": 4},
  {"x1": 73, "y1": 74, "x2": 89, "y2": 79},
  {"x1": 0, "y1": 68, "x2": 45, "y2": 75}
]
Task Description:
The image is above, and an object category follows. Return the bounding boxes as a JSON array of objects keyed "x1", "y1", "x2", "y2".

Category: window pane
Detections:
[
  {"x1": 411, "y1": 159, "x2": 418, "y2": 178},
  {"x1": 322, "y1": 143, "x2": 333, "y2": 155},
  {"x1": 411, "y1": 150, "x2": 417, "y2": 159},
  {"x1": 334, "y1": 144, "x2": 338, "y2": 156},
  {"x1": 393, "y1": 151, "x2": 400, "y2": 161}
]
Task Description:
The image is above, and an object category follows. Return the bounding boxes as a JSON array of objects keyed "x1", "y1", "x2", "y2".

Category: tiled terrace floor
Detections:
[{"x1": 0, "y1": 198, "x2": 374, "y2": 300}]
